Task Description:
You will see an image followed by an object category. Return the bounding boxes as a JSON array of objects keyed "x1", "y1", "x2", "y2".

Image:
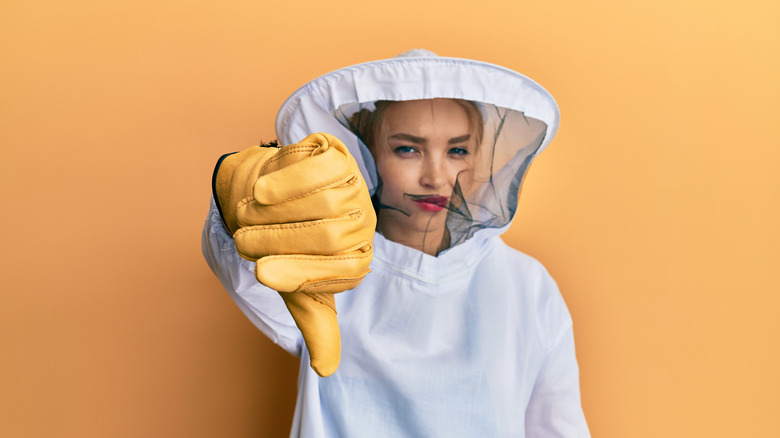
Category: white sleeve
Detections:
[
  {"x1": 201, "y1": 196, "x2": 303, "y2": 356},
  {"x1": 524, "y1": 326, "x2": 590, "y2": 437}
]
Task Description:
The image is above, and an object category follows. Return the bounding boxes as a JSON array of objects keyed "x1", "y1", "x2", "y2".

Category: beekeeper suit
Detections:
[{"x1": 202, "y1": 50, "x2": 590, "y2": 437}]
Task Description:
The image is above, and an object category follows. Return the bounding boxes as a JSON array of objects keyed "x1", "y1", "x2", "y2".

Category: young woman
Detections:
[{"x1": 203, "y1": 50, "x2": 590, "y2": 437}]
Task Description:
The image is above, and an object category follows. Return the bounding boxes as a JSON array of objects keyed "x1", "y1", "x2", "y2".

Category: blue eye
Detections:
[
  {"x1": 449, "y1": 147, "x2": 469, "y2": 156},
  {"x1": 394, "y1": 146, "x2": 417, "y2": 155}
]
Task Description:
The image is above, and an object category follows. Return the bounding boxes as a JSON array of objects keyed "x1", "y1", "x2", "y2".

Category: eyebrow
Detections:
[
  {"x1": 388, "y1": 133, "x2": 471, "y2": 144},
  {"x1": 448, "y1": 134, "x2": 471, "y2": 144},
  {"x1": 388, "y1": 133, "x2": 425, "y2": 144}
]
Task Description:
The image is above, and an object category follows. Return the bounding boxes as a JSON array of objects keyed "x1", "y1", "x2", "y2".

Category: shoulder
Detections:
[
  {"x1": 484, "y1": 238, "x2": 574, "y2": 350},
  {"x1": 482, "y1": 237, "x2": 555, "y2": 287}
]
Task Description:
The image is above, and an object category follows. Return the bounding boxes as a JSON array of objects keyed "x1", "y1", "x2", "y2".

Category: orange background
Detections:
[{"x1": 2, "y1": 0, "x2": 778, "y2": 436}]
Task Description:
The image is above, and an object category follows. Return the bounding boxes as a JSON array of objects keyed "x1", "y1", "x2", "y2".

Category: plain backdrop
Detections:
[{"x1": 1, "y1": 0, "x2": 778, "y2": 436}]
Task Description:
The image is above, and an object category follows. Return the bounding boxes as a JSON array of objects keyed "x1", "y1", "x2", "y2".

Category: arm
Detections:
[
  {"x1": 202, "y1": 197, "x2": 303, "y2": 356},
  {"x1": 203, "y1": 133, "x2": 376, "y2": 376},
  {"x1": 525, "y1": 327, "x2": 590, "y2": 437}
]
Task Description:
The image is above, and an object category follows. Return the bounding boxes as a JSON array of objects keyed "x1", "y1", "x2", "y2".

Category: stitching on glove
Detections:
[
  {"x1": 236, "y1": 196, "x2": 253, "y2": 212},
  {"x1": 263, "y1": 172, "x2": 357, "y2": 205},
  {"x1": 271, "y1": 252, "x2": 372, "y2": 262},
  {"x1": 269, "y1": 145, "x2": 318, "y2": 159},
  {"x1": 261, "y1": 145, "x2": 320, "y2": 171},
  {"x1": 286, "y1": 173, "x2": 357, "y2": 203},
  {"x1": 257, "y1": 145, "x2": 317, "y2": 177},
  {"x1": 233, "y1": 209, "x2": 364, "y2": 236},
  {"x1": 301, "y1": 278, "x2": 367, "y2": 298},
  {"x1": 304, "y1": 292, "x2": 337, "y2": 312},
  {"x1": 336, "y1": 242, "x2": 373, "y2": 256}
]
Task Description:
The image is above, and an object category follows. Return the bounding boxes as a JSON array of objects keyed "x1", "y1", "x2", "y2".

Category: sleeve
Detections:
[
  {"x1": 201, "y1": 196, "x2": 304, "y2": 356},
  {"x1": 524, "y1": 295, "x2": 590, "y2": 437},
  {"x1": 525, "y1": 328, "x2": 590, "y2": 437}
]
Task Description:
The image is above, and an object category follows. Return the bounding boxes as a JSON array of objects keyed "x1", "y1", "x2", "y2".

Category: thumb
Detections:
[{"x1": 279, "y1": 291, "x2": 341, "y2": 377}]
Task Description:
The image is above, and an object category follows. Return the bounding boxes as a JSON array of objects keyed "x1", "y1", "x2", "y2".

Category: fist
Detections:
[{"x1": 213, "y1": 133, "x2": 376, "y2": 376}]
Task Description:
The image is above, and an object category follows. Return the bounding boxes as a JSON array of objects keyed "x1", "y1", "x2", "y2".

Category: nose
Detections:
[{"x1": 419, "y1": 156, "x2": 447, "y2": 190}]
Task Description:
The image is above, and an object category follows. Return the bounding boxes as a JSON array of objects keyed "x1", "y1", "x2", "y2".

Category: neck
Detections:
[{"x1": 376, "y1": 215, "x2": 449, "y2": 256}]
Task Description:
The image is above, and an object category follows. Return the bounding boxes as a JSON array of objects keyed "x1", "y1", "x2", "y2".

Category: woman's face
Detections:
[{"x1": 370, "y1": 98, "x2": 478, "y2": 253}]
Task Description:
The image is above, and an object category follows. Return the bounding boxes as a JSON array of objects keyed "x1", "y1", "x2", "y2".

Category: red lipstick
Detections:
[{"x1": 413, "y1": 196, "x2": 449, "y2": 212}]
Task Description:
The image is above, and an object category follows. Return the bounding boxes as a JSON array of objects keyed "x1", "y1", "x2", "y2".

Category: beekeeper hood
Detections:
[{"x1": 276, "y1": 49, "x2": 559, "y2": 255}]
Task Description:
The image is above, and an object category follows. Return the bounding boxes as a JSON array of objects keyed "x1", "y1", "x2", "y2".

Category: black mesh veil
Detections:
[{"x1": 333, "y1": 100, "x2": 547, "y2": 254}]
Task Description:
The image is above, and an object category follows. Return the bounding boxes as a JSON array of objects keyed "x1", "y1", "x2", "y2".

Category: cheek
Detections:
[
  {"x1": 449, "y1": 161, "x2": 476, "y2": 189},
  {"x1": 375, "y1": 159, "x2": 409, "y2": 198}
]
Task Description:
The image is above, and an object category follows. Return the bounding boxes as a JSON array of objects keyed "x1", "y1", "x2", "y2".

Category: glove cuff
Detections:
[
  {"x1": 212, "y1": 151, "x2": 237, "y2": 231},
  {"x1": 212, "y1": 141, "x2": 281, "y2": 234}
]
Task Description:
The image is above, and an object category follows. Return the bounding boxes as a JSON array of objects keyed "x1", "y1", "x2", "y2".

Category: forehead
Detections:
[{"x1": 382, "y1": 99, "x2": 471, "y2": 134}]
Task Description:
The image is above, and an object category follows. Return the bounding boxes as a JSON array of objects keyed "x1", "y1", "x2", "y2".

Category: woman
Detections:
[{"x1": 203, "y1": 50, "x2": 589, "y2": 437}]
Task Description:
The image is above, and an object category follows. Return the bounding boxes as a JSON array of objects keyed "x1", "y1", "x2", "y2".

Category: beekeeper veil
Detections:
[{"x1": 275, "y1": 49, "x2": 559, "y2": 255}]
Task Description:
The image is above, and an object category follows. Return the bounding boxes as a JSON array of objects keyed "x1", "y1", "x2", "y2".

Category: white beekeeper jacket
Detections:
[{"x1": 202, "y1": 50, "x2": 590, "y2": 437}]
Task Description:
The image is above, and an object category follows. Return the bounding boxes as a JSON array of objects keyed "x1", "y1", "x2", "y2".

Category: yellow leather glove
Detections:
[{"x1": 213, "y1": 133, "x2": 376, "y2": 377}]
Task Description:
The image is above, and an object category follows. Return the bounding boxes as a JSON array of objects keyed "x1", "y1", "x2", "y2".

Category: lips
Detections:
[{"x1": 413, "y1": 196, "x2": 449, "y2": 212}]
